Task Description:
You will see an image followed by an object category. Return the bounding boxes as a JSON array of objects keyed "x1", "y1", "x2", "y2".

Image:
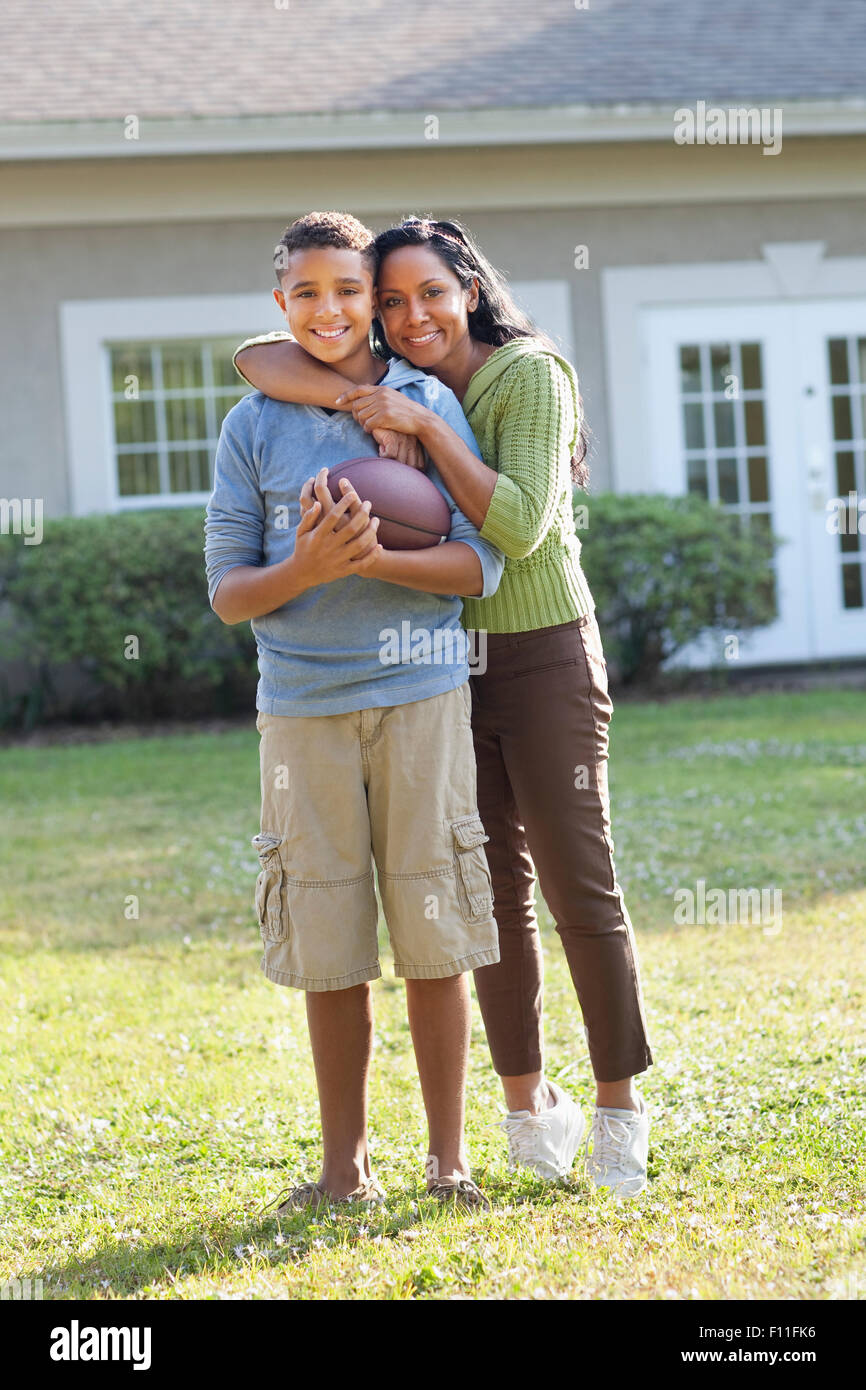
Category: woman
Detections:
[{"x1": 235, "y1": 216, "x2": 654, "y2": 1197}]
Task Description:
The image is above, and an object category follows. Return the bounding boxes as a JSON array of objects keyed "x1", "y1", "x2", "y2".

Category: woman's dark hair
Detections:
[{"x1": 371, "y1": 216, "x2": 590, "y2": 487}]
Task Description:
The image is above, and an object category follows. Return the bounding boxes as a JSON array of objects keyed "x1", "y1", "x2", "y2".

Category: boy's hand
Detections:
[
  {"x1": 293, "y1": 469, "x2": 382, "y2": 584},
  {"x1": 371, "y1": 426, "x2": 427, "y2": 471},
  {"x1": 301, "y1": 466, "x2": 364, "y2": 533}
]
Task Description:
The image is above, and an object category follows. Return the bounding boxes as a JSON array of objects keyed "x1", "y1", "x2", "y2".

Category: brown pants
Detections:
[{"x1": 469, "y1": 612, "x2": 654, "y2": 1084}]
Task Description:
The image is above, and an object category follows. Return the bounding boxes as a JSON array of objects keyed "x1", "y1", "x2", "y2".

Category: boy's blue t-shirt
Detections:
[{"x1": 204, "y1": 355, "x2": 504, "y2": 716}]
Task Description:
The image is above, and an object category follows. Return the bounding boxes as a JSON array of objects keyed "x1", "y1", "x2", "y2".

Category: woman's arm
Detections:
[
  {"x1": 235, "y1": 338, "x2": 427, "y2": 469},
  {"x1": 340, "y1": 355, "x2": 577, "y2": 561},
  {"x1": 469, "y1": 355, "x2": 576, "y2": 560},
  {"x1": 337, "y1": 384, "x2": 497, "y2": 530},
  {"x1": 235, "y1": 337, "x2": 357, "y2": 406}
]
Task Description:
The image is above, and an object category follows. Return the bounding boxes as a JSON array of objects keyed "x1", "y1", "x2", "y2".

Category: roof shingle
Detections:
[{"x1": 2, "y1": 0, "x2": 864, "y2": 124}]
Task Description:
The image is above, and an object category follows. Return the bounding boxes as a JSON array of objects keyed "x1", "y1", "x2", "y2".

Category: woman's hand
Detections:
[
  {"x1": 370, "y1": 426, "x2": 427, "y2": 471},
  {"x1": 335, "y1": 384, "x2": 429, "y2": 439}
]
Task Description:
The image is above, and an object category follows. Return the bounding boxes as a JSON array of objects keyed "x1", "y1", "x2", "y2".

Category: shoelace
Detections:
[
  {"x1": 427, "y1": 1177, "x2": 490, "y2": 1209},
  {"x1": 497, "y1": 1112, "x2": 552, "y2": 1165},
  {"x1": 260, "y1": 1181, "x2": 323, "y2": 1214},
  {"x1": 262, "y1": 1179, "x2": 382, "y2": 1214},
  {"x1": 585, "y1": 1113, "x2": 633, "y2": 1174}
]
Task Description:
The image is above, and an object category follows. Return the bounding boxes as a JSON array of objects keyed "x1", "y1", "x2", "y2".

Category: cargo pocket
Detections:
[
  {"x1": 451, "y1": 815, "x2": 495, "y2": 925},
  {"x1": 251, "y1": 832, "x2": 288, "y2": 943}
]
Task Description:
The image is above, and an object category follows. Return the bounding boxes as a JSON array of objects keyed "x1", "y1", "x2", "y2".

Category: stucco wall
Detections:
[{"x1": 1, "y1": 189, "x2": 866, "y2": 517}]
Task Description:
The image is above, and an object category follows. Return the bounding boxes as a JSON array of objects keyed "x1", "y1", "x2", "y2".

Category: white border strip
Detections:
[{"x1": 6, "y1": 98, "x2": 866, "y2": 160}]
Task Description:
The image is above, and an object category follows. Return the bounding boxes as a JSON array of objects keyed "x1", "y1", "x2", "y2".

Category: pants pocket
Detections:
[
  {"x1": 251, "y1": 831, "x2": 288, "y2": 942},
  {"x1": 450, "y1": 815, "x2": 495, "y2": 924}
]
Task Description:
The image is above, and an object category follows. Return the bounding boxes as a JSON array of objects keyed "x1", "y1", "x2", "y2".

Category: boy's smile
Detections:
[{"x1": 274, "y1": 247, "x2": 378, "y2": 383}]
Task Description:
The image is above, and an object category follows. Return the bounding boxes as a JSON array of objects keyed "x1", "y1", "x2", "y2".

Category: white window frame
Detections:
[
  {"x1": 60, "y1": 293, "x2": 275, "y2": 515},
  {"x1": 60, "y1": 283, "x2": 572, "y2": 516}
]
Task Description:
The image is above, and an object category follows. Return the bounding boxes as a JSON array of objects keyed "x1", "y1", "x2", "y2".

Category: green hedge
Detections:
[
  {"x1": 0, "y1": 493, "x2": 781, "y2": 726},
  {"x1": 576, "y1": 491, "x2": 780, "y2": 683},
  {"x1": 0, "y1": 508, "x2": 256, "y2": 727}
]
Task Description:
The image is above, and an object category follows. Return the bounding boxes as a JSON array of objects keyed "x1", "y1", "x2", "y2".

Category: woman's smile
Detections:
[{"x1": 404, "y1": 328, "x2": 442, "y2": 346}]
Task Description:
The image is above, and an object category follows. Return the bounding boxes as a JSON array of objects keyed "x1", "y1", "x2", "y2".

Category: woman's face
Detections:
[{"x1": 375, "y1": 244, "x2": 478, "y2": 368}]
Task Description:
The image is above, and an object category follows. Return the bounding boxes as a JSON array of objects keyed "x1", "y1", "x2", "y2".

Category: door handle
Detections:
[{"x1": 807, "y1": 445, "x2": 826, "y2": 511}]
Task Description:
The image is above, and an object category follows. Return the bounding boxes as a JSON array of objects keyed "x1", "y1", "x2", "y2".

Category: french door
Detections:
[{"x1": 645, "y1": 300, "x2": 866, "y2": 663}]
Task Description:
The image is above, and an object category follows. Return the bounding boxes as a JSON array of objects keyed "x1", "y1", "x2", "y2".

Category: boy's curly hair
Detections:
[{"x1": 274, "y1": 211, "x2": 377, "y2": 282}]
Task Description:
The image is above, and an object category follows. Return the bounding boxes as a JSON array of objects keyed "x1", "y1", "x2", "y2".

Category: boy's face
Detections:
[{"x1": 274, "y1": 247, "x2": 375, "y2": 370}]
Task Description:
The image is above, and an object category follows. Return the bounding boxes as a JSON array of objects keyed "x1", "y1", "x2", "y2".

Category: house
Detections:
[{"x1": 1, "y1": 0, "x2": 865, "y2": 665}]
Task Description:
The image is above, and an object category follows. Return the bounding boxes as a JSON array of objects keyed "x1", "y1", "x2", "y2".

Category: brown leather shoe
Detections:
[
  {"x1": 425, "y1": 1174, "x2": 491, "y2": 1211},
  {"x1": 263, "y1": 1177, "x2": 386, "y2": 1215}
]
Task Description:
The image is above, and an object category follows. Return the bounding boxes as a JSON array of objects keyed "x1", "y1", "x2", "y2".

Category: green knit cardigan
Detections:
[{"x1": 459, "y1": 338, "x2": 594, "y2": 634}]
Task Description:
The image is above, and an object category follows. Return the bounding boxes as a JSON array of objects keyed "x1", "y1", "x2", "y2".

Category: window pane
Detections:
[
  {"x1": 110, "y1": 345, "x2": 154, "y2": 395},
  {"x1": 683, "y1": 404, "x2": 705, "y2": 449},
  {"x1": 744, "y1": 400, "x2": 766, "y2": 447},
  {"x1": 840, "y1": 527, "x2": 860, "y2": 554},
  {"x1": 687, "y1": 458, "x2": 708, "y2": 498},
  {"x1": 710, "y1": 343, "x2": 733, "y2": 393},
  {"x1": 717, "y1": 456, "x2": 739, "y2": 504},
  {"x1": 828, "y1": 338, "x2": 849, "y2": 386},
  {"x1": 842, "y1": 562, "x2": 864, "y2": 609},
  {"x1": 161, "y1": 344, "x2": 204, "y2": 392},
  {"x1": 857, "y1": 338, "x2": 866, "y2": 385},
  {"x1": 679, "y1": 345, "x2": 701, "y2": 393},
  {"x1": 114, "y1": 399, "x2": 157, "y2": 445},
  {"x1": 215, "y1": 392, "x2": 249, "y2": 429},
  {"x1": 110, "y1": 338, "x2": 255, "y2": 501},
  {"x1": 165, "y1": 394, "x2": 208, "y2": 441},
  {"x1": 832, "y1": 395, "x2": 853, "y2": 442},
  {"x1": 212, "y1": 346, "x2": 244, "y2": 388},
  {"x1": 747, "y1": 455, "x2": 769, "y2": 503},
  {"x1": 169, "y1": 448, "x2": 211, "y2": 494},
  {"x1": 118, "y1": 452, "x2": 160, "y2": 496},
  {"x1": 835, "y1": 451, "x2": 856, "y2": 496},
  {"x1": 713, "y1": 400, "x2": 735, "y2": 448},
  {"x1": 741, "y1": 343, "x2": 762, "y2": 391}
]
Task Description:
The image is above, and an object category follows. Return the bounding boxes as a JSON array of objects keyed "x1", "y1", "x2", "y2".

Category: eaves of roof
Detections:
[{"x1": 3, "y1": 98, "x2": 866, "y2": 161}]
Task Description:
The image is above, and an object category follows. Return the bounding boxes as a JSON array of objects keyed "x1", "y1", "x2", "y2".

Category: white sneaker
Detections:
[
  {"x1": 498, "y1": 1079, "x2": 586, "y2": 1179},
  {"x1": 585, "y1": 1094, "x2": 649, "y2": 1198}
]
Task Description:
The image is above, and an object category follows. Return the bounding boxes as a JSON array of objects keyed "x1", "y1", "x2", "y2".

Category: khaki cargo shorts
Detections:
[{"x1": 253, "y1": 682, "x2": 500, "y2": 991}]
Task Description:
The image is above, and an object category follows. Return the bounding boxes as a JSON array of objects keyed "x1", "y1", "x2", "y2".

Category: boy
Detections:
[{"x1": 204, "y1": 212, "x2": 504, "y2": 1210}]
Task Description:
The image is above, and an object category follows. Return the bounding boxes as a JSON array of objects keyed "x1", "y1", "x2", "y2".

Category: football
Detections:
[{"x1": 326, "y1": 456, "x2": 452, "y2": 550}]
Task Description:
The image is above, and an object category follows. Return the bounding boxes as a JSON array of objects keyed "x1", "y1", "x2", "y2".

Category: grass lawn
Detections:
[{"x1": 0, "y1": 689, "x2": 864, "y2": 1301}]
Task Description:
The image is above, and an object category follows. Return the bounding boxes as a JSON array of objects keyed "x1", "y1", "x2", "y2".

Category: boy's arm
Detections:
[
  {"x1": 204, "y1": 400, "x2": 268, "y2": 618},
  {"x1": 212, "y1": 498, "x2": 381, "y2": 624},
  {"x1": 367, "y1": 542, "x2": 484, "y2": 597},
  {"x1": 204, "y1": 407, "x2": 381, "y2": 625},
  {"x1": 234, "y1": 332, "x2": 361, "y2": 407}
]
